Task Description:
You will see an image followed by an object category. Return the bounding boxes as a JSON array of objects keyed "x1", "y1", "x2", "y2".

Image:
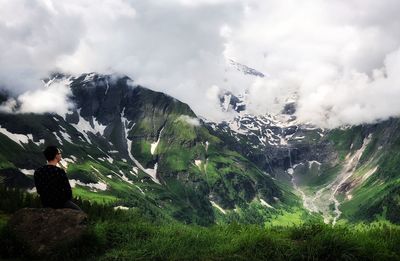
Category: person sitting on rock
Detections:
[{"x1": 34, "y1": 145, "x2": 81, "y2": 211}]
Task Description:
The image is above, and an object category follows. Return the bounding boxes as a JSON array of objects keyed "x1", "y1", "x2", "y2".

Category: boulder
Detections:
[{"x1": 8, "y1": 208, "x2": 87, "y2": 257}]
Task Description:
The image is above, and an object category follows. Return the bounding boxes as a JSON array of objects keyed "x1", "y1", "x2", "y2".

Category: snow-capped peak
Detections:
[{"x1": 228, "y1": 59, "x2": 266, "y2": 78}]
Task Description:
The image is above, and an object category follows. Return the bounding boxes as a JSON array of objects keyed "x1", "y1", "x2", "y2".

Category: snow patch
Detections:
[
  {"x1": 114, "y1": 206, "x2": 129, "y2": 210},
  {"x1": 105, "y1": 78, "x2": 110, "y2": 96},
  {"x1": 90, "y1": 165, "x2": 101, "y2": 174},
  {"x1": 260, "y1": 198, "x2": 274, "y2": 209},
  {"x1": 0, "y1": 126, "x2": 29, "y2": 147},
  {"x1": 26, "y1": 187, "x2": 37, "y2": 194},
  {"x1": 135, "y1": 185, "x2": 145, "y2": 195},
  {"x1": 26, "y1": 134, "x2": 45, "y2": 146},
  {"x1": 228, "y1": 120, "x2": 248, "y2": 135},
  {"x1": 71, "y1": 109, "x2": 107, "y2": 144},
  {"x1": 70, "y1": 179, "x2": 107, "y2": 191},
  {"x1": 292, "y1": 163, "x2": 304, "y2": 169},
  {"x1": 308, "y1": 161, "x2": 322, "y2": 169},
  {"x1": 210, "y1": 200, "x2": 226, "y2": 214},
  {"x1": 82, "y1": 73, "x2": 96, "y2": 83},
  {"x1": 222, "y1": 94, "x2": 231, "y2": 111},
  {"x1": 19, "y1": 169, "x2": 34, "y2": 176},
  {"x1": 279, "y1": 136, "x2": 288, "y2": 145},
  {"x1": 194, "y1": 160, "x2": 202, "y2": 170},
  {"x1": 53, "y1": 132, "x2": 63, "y2": 145},
  {"x1": 361, "y1": 166, "x2": 378, "y2": 182},
  {"x1": 122, "y1": 112, "x2": 161, "y2": 184},
  {"x1": 59, "y1": 130, "x2": 73, "y2": 143},
  {"x1": 119, "y1": 170, "x2": 133, "y2": 184},
  {"x1": 151, "y1": 127, "x2": 164, "y2": 155}
]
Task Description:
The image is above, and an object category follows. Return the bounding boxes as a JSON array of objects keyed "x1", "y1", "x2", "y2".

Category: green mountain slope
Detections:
[
  {"x1": 0, "y1": 73, "x2": 301, "y2": 225},
  {"x1": 287, "y1": 118, "x2": 400, "y2": 224}
]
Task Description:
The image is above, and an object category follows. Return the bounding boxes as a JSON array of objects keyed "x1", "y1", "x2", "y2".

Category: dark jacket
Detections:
[{"x1": 34, "y1": 165, "x2": 72, "y2": 208}]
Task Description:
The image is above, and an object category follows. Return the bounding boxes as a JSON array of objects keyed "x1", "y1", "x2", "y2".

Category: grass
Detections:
[
  {"x1": 327, "y1": 127, "x2": 363, "y2": 161},
  {"x1": 1, "y1": 186, "x2": 400, "y2": 260},
  {"x1": 115, "y1": 219, "x2": 399, "y2": 260},
  {"x1": 265, "y1": 208, "x2": 315, "y2": 227},
  {"x1": 131, "y1": 140, "x2": 153, "y2": 166},
  {"x1": 67, "y1": 161, "x2": 102, "y2": 183},
  {"x1": 0, "y1": 155, "x2": 15, "y2": 169},
  {"x1": 73, "y1": 186, "x2": 118, "y2": 205},
  {"x1": 9, "y1": 212, "x2": 398, "y2": 261},
  {"x1": 0, "y1": 212, "x2": 9, "y2": 229}
]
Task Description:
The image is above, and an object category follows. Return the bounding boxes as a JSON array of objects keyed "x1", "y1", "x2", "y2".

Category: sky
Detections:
[{"x1": 1, "y1": 0, "x2": 400, "y2": 128}]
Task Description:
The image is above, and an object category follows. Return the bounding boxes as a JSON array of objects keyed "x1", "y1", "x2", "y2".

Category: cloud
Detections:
[
  {"x1": 18, "y1": 79, "x2": 74, "y2": 115},
  {"x1": 0, "y1": 79, "x2": 74, "y2": 116},
  {"x1": 1, "y1": 0, "x2": 400, "y2": 127},
  {"x1": 177, "y1": 115, "x2": 201, "y2": 126},
  {"x1": 0, "y1": 0, "x2": 244, "y2": 120},
  {"x1": 0, "y1": 0, "x2": 84, "y2": 93},
  {"x1": 223, "y1": 0, "x2": 400, "y2": 127},
  {"x1": 296, "y1": 47, "x2": 400, "y2": 127}
]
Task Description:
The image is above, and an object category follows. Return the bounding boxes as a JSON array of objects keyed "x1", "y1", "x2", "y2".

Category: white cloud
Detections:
[
  {"x1": 178, "y1": 115, "x2": 201, "y2": 126},
  {"x1": 1, "y1": 0, "x2": 400, "y2": 127},
  {"x1": 222, "y1": 0, "x2": 400, "y2": 127},
  {"x1": 0, "y1": 98, "x2": 17, "y2": 113},
  {"x1": 0, "y1": 79, "x2": 74, "y2": 116},
  {"x1": 17, "y1": 80, "x2": 74, "y2": 115}
]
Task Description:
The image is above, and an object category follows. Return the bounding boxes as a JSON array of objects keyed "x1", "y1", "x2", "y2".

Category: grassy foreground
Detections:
[
  {"x1": 1, "y1": 186, "x2": 400, "y2": 260},
  {"x1": 1, "y1": 208, "x2": 400, "y2": 260}
]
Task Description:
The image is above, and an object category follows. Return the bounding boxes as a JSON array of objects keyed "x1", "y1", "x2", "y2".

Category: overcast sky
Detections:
[{"x1": 1, "y1": 0, "x2": 400, "y2": 128}]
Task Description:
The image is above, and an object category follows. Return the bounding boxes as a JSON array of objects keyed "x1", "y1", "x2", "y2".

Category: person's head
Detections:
[{"x1": 43, "y1": 146, "x2": 62, "y2": 163}]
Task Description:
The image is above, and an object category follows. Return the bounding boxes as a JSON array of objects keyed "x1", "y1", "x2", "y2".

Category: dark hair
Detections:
[{"x1": 43, "y1": 146, "x2": 59, "y2": 161}]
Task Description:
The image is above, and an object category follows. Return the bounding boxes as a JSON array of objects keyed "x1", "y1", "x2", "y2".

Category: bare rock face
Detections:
[{"x1": 8, "y1": 208, "x2": 87, "y2": 257}]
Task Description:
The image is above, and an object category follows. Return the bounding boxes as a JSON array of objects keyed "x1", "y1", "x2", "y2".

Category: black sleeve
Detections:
[
  {"x1": 58, "y1": 169, "x2": 72, "y2": 201},
  {"x1": 33, "y1": 170, "x2": 43, "y2": 195}
]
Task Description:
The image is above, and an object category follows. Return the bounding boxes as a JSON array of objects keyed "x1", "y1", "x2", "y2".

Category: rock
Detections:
[{"x1": 8, "y1": 208, "x2": 87, "y2": 257}]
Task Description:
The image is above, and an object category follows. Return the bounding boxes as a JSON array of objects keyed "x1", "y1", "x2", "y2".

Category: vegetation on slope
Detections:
[
  {"x1": 327, "y1": 119, "x2": 400, "y2": 224},
  {"x1": 1, "y1": 186, "x2": 400, "y2": 261}
]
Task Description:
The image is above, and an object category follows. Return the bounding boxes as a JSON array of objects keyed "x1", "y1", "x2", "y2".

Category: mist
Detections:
[{"x1": 1, "y1": 0, "x2": 400, "y2": 128}]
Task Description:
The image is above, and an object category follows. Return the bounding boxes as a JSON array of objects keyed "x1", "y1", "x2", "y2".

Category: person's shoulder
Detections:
[
  {"x1": 34, "y1": 165, "x2": 50, "y2": 176},
  {"x1": 35, "y1": 165, "x2": 48, "y2": 172},
  {"x1": 48, "y1": 165, "x2": 65, "y2": 173},
  {"x1": 35, "y1": 165, "x2": 60, "y2": 173},
  {"x1": 55, "y1": 166, "x2": 67, "y2": 174}
]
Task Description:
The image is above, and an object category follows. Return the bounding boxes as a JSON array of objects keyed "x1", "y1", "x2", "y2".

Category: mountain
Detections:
[
  {"x1": 1, "y1": 72, "x2": 399, "y2": 226},
  {"x1": 218, "y1": 91, "x2": 247, "y2": 113},
  {"x1": 228, "y1": 59, "x2": 266, "y2": 78},
  {"x1": 0, "y1": 73, "x2": 300, "y2": 226},
  {"x1": 210, "y1": 88, "x2": 400, "y2": 224}
]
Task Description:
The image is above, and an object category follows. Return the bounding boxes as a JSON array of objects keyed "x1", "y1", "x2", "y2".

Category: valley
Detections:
[{"x1": 0, "y1": 73, "x2": 399, "y2": 226}]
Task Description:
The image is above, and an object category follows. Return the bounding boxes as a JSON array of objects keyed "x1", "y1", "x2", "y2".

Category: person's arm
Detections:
[
  {"x1": 57, "y1": 168, "x2": 72, "y2": 201},
  {"x1": 33, "y1": 170, "x2": 43, "y2": 195}
]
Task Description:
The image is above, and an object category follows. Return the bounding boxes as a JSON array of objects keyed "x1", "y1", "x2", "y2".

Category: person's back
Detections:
[
  {"x1": 34, "y1": 145, "x2": 81, "y2": 211},
  {"x1": 34, "y1": 164, "x2": 72, "y2": 208}
]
